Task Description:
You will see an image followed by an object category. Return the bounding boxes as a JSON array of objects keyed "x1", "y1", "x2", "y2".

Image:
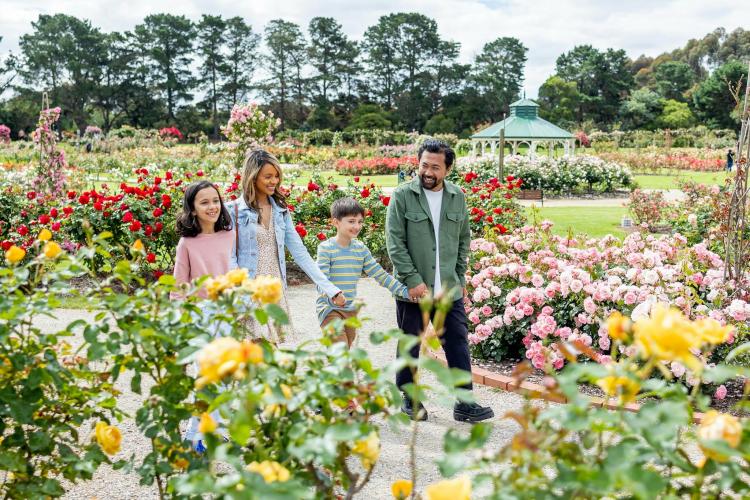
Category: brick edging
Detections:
[{"x1": 425, "y1": 350, "x2": 706, "y2": 424}]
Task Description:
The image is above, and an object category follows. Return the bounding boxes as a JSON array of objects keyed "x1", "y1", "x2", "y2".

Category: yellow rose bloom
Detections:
[
  {"x1": 198, "y1": 413, "x2": 217, "y2": 435},
  {"x1": 132, "y1": 239, "x2": 145, "y2": 252},
  {"x1": 246, "y1": 460, "x2": 290, "y2": 483},
  {"x1": 606, "y1": 310, "x2": 631, "y2": 341},
  {"x1": 697, "y1": 410, "x2": 742, "y2": 462},
  {"x1": 244, "y1": 275, "x2": 283, "y2": 304},
  {"x1": 95, "y1": 421, "x2": 122, "y2": 455},
  {"x1": 352, "y1": 432, "x2": 380, "y2": 470},
  {"x1": 692, "y1": 318, "x2": 732, "y2": 345},
  {"x1": 38, "y1": 228, "x2": 52, "y2": 241},
  {"x1": 424, "y1": 475, "x2": 471, "y2": 500},
  {"x1": 225, "y1": 268, "x2": 248, "y2": 286},
  {"x1": 596, "y1": 375, "x2": 640, "y2": 404},
  {"x1": 633, "y1": 303, "x2": 703, "y2": 371},
  {"x1": 173, "y1": 457, "x2": 189, "y2": 470},
  {"x1": 195, "y1": 337, "x2": 257, "y2": 388},
  {"x1": 5, "y1": 245, "x2": 25, "y2": 264},
  {"x1": 391, "y1": 479, "x2": 413, "y2": 499},
  {"x1": 43, "y1": 241, "x2": 62, "y2": 259}
]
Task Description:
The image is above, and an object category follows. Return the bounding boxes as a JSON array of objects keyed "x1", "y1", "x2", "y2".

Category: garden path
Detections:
[{"x1": 51, "y1": 278, "x2": 526, "y2": 499}]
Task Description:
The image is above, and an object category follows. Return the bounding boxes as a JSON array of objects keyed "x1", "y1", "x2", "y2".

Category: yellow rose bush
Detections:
[
  {"x1": 440, "y1": 303, "x2": 750, "y2": 498},
  {"x1": 0, "y1": 235, "x2": 122, "y2": 498}
]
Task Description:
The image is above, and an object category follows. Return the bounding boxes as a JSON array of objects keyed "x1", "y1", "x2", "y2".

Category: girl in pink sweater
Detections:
[
  {"x1": 173, "y1": 181, "x2": 234, "y2": 295},
  {"x1": 173, "y1": 180, "x2": 233, "y2": 452}
]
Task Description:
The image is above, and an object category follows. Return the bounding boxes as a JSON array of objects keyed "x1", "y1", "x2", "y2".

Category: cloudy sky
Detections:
[{"x1": 1, "y1": 0, "x2": 749, "y2": 96}]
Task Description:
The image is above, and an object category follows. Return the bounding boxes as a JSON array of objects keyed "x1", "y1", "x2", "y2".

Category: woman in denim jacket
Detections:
[{"x1": 228, "y1": 149, "x2": 345, "y2": 341}]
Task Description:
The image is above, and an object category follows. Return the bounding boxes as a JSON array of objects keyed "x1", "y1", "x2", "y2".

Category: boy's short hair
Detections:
[{"x1": 331, "y1": 197, "x2": 365, "y2": 219}]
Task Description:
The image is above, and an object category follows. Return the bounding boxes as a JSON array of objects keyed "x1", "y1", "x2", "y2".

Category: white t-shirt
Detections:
[{"x1": 423, "y1": 188, "x2": 443, "y2": 293}]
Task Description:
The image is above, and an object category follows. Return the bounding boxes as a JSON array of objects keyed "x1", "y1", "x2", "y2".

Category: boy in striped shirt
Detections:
[{"x1": 317, "y1": 197, "x2": 411, "y2": 346}]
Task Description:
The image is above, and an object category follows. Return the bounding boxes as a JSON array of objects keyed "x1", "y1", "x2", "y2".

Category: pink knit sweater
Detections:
[{"x1": 172, "y1": 231, "x2": 234, "y2": 298}]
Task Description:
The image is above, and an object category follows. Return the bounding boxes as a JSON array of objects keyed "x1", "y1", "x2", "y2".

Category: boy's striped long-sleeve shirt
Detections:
[{"x1": 316, "y1": 238, "x2": 410, "y2": 323}]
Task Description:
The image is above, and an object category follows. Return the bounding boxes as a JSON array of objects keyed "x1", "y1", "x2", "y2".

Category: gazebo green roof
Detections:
[{"x1": 471, "y1": 98, "x2": 573, "y2": 140}]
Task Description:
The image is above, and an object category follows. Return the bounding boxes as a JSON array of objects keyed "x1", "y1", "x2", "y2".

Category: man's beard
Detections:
[{"x1": 420, "y1": 174, "x2": 439, "y2": 190}]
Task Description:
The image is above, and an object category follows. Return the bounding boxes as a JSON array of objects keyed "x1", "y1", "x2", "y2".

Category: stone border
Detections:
[{"x1": 426, "y1": 350, "x2": 707, "y2": 424}]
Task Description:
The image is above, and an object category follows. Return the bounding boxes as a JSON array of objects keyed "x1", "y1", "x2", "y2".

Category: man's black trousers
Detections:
[{"x1": 395, "y1": 298, "x2": 473, "y2": 390}]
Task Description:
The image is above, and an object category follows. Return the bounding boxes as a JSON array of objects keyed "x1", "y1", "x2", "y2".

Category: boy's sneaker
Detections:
[
  {"x1": 453, "y1": 401, "x2": 494, "y2": 422},
  {"x1": 401, "y1": 393, "x2": 428, "y2": 421},
  {"x1": 193, "y1": 440, "x2": 207, "y2": 454}
]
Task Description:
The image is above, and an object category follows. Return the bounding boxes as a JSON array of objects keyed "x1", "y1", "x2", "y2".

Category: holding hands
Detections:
[
  {"x1": 332, "y1": 292, "x2": 346, "y2": 307},
  {"x1": 408, "y1": 283, "x2": 428, "y2": 301}
]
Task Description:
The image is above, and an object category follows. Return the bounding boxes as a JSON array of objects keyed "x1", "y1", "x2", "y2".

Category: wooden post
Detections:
[{"x1": 498, "y1": 113, "x2": 506, "y2": 180}]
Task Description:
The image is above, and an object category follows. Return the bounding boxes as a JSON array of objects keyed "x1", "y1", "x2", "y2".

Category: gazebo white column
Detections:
[
  {"x1": 530, "y1": 141, "x2": 538, "y2": 159},
  {"x1": 548, "y1": 141, "x2": 553, "y2": 158},
  {"x1": 472, "y1": 140, "x2": 478, "y2": 157},
  {"x1": 563, "y1": 141, "x2": 570, "y2": 156},
  {"x1": 490, "y1": 141, "x2": 497, "y2": 155}
]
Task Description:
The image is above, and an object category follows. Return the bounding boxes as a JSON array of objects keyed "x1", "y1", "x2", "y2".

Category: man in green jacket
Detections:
[{"x1": 386, "y1": 139, "x2": 494, "y2": 423}]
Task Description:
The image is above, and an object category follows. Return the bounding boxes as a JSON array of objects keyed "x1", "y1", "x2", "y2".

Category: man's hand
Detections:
[
  {"x1": 408, "y1": 283, "x2": 428, "y2": 300},
  {"x1": 332, "y1": 292, "x2": 346, "y2": 307}
]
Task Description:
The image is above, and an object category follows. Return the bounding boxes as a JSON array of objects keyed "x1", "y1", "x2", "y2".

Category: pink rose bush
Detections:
[{"x1": 465, "y1": 222, "x2": 750, "y2": 380}]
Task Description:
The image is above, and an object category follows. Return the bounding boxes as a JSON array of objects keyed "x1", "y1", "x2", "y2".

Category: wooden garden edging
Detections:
[{"x1": 425, "y1": 350, "x2": 706, "y2": 424}]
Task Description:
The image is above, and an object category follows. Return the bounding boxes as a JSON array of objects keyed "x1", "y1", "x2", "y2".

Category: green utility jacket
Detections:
[{"x1": 385, "y1": 177, "x2": 470, "y2": 302}]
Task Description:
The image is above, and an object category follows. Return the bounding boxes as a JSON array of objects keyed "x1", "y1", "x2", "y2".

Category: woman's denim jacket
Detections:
[{"x1": 227, "y1": 196, "x2": 340, "y2": 297}]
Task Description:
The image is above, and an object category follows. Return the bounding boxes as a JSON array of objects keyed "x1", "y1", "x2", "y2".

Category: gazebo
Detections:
[{"x1": 471, "y1": 98, "x2": 575, "y2": 157}]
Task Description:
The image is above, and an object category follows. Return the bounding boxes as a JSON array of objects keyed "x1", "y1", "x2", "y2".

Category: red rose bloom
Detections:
[
  {"x1": 381, "y1": 196, "x2": 390, "y2": 206},
  {"x1": 51, "y1": 222, "x2": 61, "y2": 231},
  {"x1": 94, "y1": 201, "x2": 103, "y2": 211},
  {"x1": 196, "y1": 170, "x2": 204, "y2": 177},
  {"x1": 154, "y1": 221, "x2": 163, "y2": 232},
  {"x1": 49, "y1": 208, "x2": 58, "y2": 218},
  {"x1": 316, "y1": 232, "x2": 326, "y2": 241},
  {"x1": 129, "y1": 220, "x2": 142, "y2": 232},
  {"x1": 38, "y1": 214, "x2": 51, "y2": 224},
  {"x1": 67, "y1": 191, "x2": 77, "y2": 200},
  {"x1": 354, "y1": 176, "x2": 360, "y2": 182},
  {"x1": 78, "y1": 194, "x2": 90, "y2": 205},
  {"x1": 153, "y1": 208, "x2": 163, "y2": 218},
  {"x1": 26, "y1": 191, "x2": 36, "y2": 200},
  {"x1": 17, "y1": 225, "x2": 29, "y2": 236},
  {"x1": 145, "y1": 225, "x2": 153, "y2": 236},
  {"x1": 63, "y1": 207, "x2": 73, "y2": 216},
  {"x1": 361, "y1": 188, "x2": 370, "y2": 198},
  {"x1": 295, "y1": 224, "x2": 307, "y2": 238},
  {"x1": 154, "y1": 270, "x2": 165, "y2": 279},
  {"x1": 146, "y1": 252, "x2": 156, "y2": 263},
  {"x1": 1, "y1": 241, "x2": 12, "y2": 251},
  {"x1": 154, "y1": 177, "x2": 162, "y2": 185},
  {"x1": 122, "y1": 211, "x2": 134, "y2": 223},
  {"x1": 307, "y1": 181, "x2": 319, "y2": 192}
]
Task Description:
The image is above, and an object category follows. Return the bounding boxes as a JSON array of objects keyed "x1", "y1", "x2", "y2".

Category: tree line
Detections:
[{"x1": 0, "y1": 14, "x2": 747, "y2": 138}]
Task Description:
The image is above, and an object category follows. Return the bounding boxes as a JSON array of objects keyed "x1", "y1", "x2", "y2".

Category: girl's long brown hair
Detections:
[{"x1": 240, "y1": 149, "x2": 287, "y2": 210}]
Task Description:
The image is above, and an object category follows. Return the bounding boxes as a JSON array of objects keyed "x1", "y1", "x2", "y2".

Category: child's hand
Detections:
[{"x1": 332, "y1": 292, "x2": 346, "y2": 307}]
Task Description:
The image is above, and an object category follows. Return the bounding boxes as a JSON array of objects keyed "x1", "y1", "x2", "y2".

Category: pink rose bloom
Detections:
[
  {"x1": 521, "y1": 304, "x2": 534, "y2": 316},
  {"x1": 531, "y1": 274, "x2": 544, "y2": 288},
  {"x1": 570, "y1": 279, "x2": 583, "y2": 293},
  {"x1": 598, "y1": 355, "x2": 613, "y2": 364},
  {"x1": 714, "y1": 384, "x2": 727, "y2": 400},
  {"x1": 552, "y1": 357, "x2": 564, "y2": 370},
  {"x1": 598, "y1": 335, "x2": 610, "y2": 351},
  {"x1": 514, "y1": 308, "x2": 525, "y2": 320},
  {"x1": 481, "y1": 305, "x2": 492, "y2": 316},
  {"x1": 583, "y1": 297, "x2": 597, "y2": 315},
  {"x1": 624, "y1": 291, "x2": 637, "y2": 305},
  {"x1": 541, "y1": 306, "x2": 553, "y2": 315},
  {"x1": 531, "y1": 354, "x2": 546, "y2": 370},
  {"x1": 556, "y1": 327, "x2": 572, "y2": 339},
  {"x1": 670, "y1": 362, "x2": 686, "y2": 378},
  {"x1": 579, "y1": 333, "x2": 592, "y2": 346},
  {"x1": 468, "y1": 311, "x2": 481, "y2": 324}
]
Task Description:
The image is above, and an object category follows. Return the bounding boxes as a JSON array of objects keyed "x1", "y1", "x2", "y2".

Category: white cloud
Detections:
[{"x1": 1, "y1": 0, "x2": 749, "y2": 98}]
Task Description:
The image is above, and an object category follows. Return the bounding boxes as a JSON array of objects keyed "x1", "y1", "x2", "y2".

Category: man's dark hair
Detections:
[
  {"x1": 330, "y1": 197, "x2": 365, "y2": 220},
  {"x1": 417, "y1": 138, "x2": 455, "y2": 169}
]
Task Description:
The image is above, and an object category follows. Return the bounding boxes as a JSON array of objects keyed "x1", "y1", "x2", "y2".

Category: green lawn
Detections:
[
  {"x1": 632, "y1": 170, "x2": 730, "y2": 189},
  {"x1": 526, "y1": 206, "x2": 628, "y2": 239}
]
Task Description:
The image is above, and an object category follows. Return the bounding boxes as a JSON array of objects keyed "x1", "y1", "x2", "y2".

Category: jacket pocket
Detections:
[{"x1": 405, "y1": 211, "x2": 430, "y2": 237}]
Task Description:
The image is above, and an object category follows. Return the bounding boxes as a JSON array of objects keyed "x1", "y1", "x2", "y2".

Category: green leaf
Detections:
[
  {"x1": 158, "y1": 274, "x2": 176, "y2": 286},
  {"x1": 131, "y1": 372, "x2": 142, "y2": 395},
  {"x1": 725, "y1": 342, "x2": 750, "y2": 363},
  {"x1": 703, "y1": 364, "x2": 750, "y2": 384}
]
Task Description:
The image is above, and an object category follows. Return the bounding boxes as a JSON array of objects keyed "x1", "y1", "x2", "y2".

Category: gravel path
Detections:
[{"x1": 47, "y1": 279, "x2": 527, "y2": 499}]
